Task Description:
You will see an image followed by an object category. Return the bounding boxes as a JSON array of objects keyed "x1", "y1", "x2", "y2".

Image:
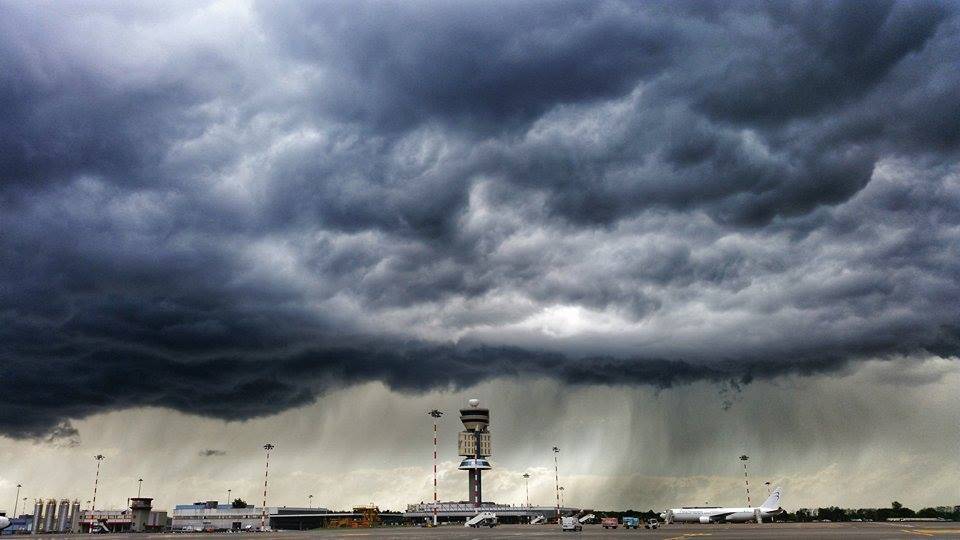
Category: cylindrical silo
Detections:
[
  {"x1": 70, "y1": 500, "x2": 81, "y2": 533},
  {"x1": 43, "y1": 499, "x2": 57, "y2": 532},
  {"x1": 31, "y1": 499, "x2": 43, "y2": 534},
  {"x1": 57, "y1": 499, "x2": 70, "y2": 532}
]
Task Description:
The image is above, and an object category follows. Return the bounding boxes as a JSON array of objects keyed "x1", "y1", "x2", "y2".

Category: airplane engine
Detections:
[{"x1": 699, "y1": 516, "x2": 712, "y2": 524}]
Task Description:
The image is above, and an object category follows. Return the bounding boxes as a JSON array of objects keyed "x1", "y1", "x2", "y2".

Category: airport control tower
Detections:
[{"x1": 457, "y1": 399, "x2": 492, "y2": 507}]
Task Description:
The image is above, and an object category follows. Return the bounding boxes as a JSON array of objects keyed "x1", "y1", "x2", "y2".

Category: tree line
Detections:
[{"x1": 789, "y1": 502, "x2": 958, "y2": 522}]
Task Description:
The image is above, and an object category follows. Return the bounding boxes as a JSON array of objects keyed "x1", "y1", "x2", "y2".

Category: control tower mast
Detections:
[{"x1": 457, "y1": 399, "x2": 492, "y2": 507}]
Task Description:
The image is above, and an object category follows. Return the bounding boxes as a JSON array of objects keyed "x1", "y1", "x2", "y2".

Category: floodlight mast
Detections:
[
  {"x1": 739, "y1": 455, "x2": 751, "y2": 506},
  {"x1": 92, "y1": 455, "x2": 105, "y2": 511},
  {"x1": 260, "y1": 444, "x2": 275, "y2": 531},
  {"x1": 553, "y1": 447, "x2": 560, "y2": 520},
  {"x1": 427, "y1": 409, "x2": 444, "y2": 526},
  {"x1": 522, "y1": 473, "x2": 530, "y2": 508}
]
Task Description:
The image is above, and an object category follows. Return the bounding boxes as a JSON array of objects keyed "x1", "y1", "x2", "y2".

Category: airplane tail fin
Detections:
[{"x1": 761, "y1": 487, "x2": 782, "y2": 509}]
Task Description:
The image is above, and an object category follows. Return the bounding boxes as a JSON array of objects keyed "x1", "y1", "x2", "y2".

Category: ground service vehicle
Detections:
[
  {"x1": 601, "y1": 517, "x2": 619, "y2": 529},
  {"x1": 645, "y1": 518, "x2": 660, "y2": 529},
  {"x1": 561, "y1": 516, "x2": 582, "y2": 532},
  {"x1": 465, "y1": 512, "x2": 497, "y2": 528},
  {"x1": 622, "y1": 516, "x2": 640, "y2": 529}
]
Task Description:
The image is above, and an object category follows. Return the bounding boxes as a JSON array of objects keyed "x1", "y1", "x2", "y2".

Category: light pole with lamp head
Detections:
[
  {"x1": 552, "y1": 447, "x2": 561, "y2": 521},
  {"x1": 739, "y1": 455, "x2": 751, "y2": 507},
  {"x1": 427, "y1": 409, "x2": 444, "y2": 526},
  {"x1": 260, "y1": 444, "x2": 275, "y2": 531}
]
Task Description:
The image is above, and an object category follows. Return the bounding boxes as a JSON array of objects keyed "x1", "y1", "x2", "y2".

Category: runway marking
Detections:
[
  {"x1": 901, "y1": 529, "x2": 934, "y2": 537},
  {"x1": 916, "y1": 530, "x2": 960, "y2": 535}
]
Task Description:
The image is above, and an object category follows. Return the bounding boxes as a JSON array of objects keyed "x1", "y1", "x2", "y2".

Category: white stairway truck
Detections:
[
  {"x1": 465, "y1": 512, "x2": 497, "y2": 528},
  {"x1": 530, "y1": 515, "x2": 546, "y2": 524},
  {"x1": 579, "y1": 514, "x2": 596, "y2": 523}
]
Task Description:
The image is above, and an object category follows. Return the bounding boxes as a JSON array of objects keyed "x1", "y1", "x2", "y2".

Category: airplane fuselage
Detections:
[{"x1": 667, "y1": 507, "x2": 779, "y2": 523}]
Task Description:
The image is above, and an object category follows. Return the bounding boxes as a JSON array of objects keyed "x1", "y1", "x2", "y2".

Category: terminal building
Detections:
[
  {"x1": 78, "y1": 506, "x2": 170, "y2": 533},
  {"x1": 404, "y1": 502, "x2": 574, "y2": 524},
  {"x1": 170, "y1": 501, "x2": 371, "y2": 531}
]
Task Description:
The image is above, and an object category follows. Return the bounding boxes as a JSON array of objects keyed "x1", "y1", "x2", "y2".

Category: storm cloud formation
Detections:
[{"x1": 1, "y1": 0, "x2": 958, "y2": 438}]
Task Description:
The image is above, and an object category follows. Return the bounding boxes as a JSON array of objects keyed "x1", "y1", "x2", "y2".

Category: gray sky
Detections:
[
  {"x1": 1, "y1": 358, "x2": 957, "y2": 512},
  {"x1": 1, "y1": 0, "x2": 958, "y2": 513}
]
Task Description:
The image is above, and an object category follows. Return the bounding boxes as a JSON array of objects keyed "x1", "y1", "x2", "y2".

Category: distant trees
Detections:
[
  {"x1": 918, "y1": 508, "x2": 940, "y2": 519},
  {"x1": 877, "y1": 503, "x2": 915, "y2": 521},
  {"x1": 231, "y1": 498, "x2": 248, "y2": 508},
  {"x1": 787, "y1": 501, "x2": 960, "y2": 523},
  {"x1": 815, "y1": 507, "x2": 846, "y2": 522}
]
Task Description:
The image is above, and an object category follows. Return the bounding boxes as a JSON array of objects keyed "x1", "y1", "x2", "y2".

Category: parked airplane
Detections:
[{"x1": 662, "y1": 487, "x2": 784, "y2": 523}]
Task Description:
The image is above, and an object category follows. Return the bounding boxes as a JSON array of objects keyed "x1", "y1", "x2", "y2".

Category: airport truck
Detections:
[
  {"x1": 645, "y1": 518, "x2": 660, "y2": 529},
  {"x1": 622, "y1": 516, "x2": 640, "y2": 529},
  {"x1": 561, "y1": 516, "x2": 582, "y2": 532},
  {"x1": 601, "y1": 517, "x2": 619, "y2": 529}
]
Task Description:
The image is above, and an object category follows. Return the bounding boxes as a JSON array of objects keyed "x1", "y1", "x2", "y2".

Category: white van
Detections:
[{"x1": 561, "y1": 516, "x2": 582, "y2": 532}]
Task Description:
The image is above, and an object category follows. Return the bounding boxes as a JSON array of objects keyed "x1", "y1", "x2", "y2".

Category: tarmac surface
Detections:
[{"x1": 30, "y1": 522, "x2": 960, "y2": 539}]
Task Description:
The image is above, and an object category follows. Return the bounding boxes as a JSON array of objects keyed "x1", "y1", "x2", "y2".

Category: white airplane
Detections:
[
  {"x1": 0, "y1": 515, "x2": 11, "y2": 530},
  {"x1": 662, "y1": 487, "x2": 784, "y2": 523}
]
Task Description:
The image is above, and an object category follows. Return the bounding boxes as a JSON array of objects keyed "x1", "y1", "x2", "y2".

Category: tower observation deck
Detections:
[{"x1": 457, "y1": 399, "x2": 491, "y2": 507}]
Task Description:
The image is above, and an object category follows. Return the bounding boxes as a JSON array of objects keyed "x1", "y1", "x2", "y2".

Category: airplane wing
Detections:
[{"x1": 705, "y1": 511, "x2": 737, "y2": 521}]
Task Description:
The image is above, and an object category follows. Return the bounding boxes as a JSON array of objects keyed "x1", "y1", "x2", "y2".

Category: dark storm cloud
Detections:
[
  {"x1": 0, "y1": 341, "x2": 859, "y2": 438},
  {"x1": 0, "y1": 0, "x2": 958, "y2": 437},
  {"x1": 262, "y1": 1, "x2": 679, "y2": 131}
]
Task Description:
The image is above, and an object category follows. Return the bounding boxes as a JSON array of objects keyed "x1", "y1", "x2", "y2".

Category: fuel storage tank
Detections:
[
  {"x1": 43, "y1": 499, "x2": 57, "y2": 532},
  {"x1": 57, "y1": 499, "x2": 71, "y2": 532},
  {"x1": 31, "y1": 499, "x2": 43, "y2": 533}
]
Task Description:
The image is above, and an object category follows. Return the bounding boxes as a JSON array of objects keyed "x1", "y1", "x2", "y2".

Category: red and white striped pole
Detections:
[
  {"x1": 428, "y1": 410, "x2": 444, "y2": 526},
  {"x1": 740, "y1": 455, "x2": 751, "y2": 507},
  {"x1": 523, "y1": 473, "x2": 530, "y2": 508},
  {"x1": 553, "y1": 446, "x2": 560, "y2": 521},
  {"x1": 261, "y1": 444, "x2": 275, "y2": 531},
  {"x1": 92, "y1": 455, "x2": 105, "y2": 511}
]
